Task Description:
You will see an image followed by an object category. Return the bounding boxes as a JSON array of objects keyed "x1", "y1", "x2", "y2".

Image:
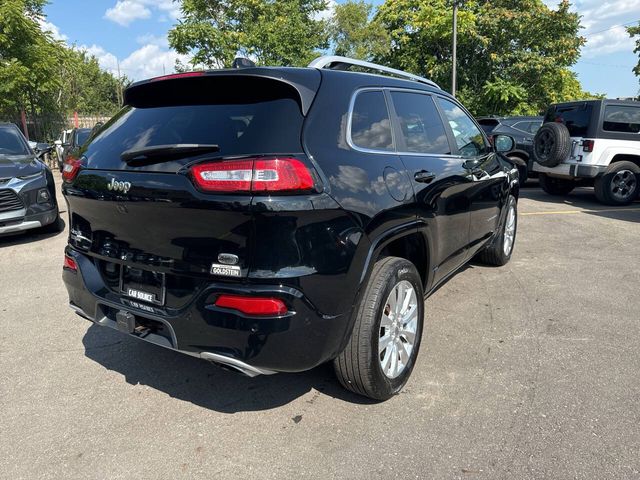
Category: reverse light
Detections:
[
  {"x1": 62, "y1": 157, "x2": 82, "y2": 181},
  {"x1": 63, "y1": 255, "x2": 78, "y2": 272},
  {"x1": 582, "y1": 140, "x2": 595, "y2": 152},
  {"x1": 190, "y1": 157, "x2": 314, "y2": 193},
  {"x1": 214, "y1": 294, "x2": 288, "y2": 316}
]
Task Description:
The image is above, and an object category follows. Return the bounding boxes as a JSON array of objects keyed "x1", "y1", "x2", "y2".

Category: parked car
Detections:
[
  {"x1": 61, "y1": 56, "x2": 520, "y2": 400},
  {"x1": 532, "y1": 99, "x2": 640, "y2": 205},
  {"x1": 56, "y1": 127, "x2": 91, "y2": 172},
  {"x1": 54, "y1": 129, "x2": 72, "y2": 167},
  {"x1": 0, "y1": 123, "x2": 61, "y2": 236},
  {"x1": 478, "y1": 116, "x2": 543, "y2": 185}
]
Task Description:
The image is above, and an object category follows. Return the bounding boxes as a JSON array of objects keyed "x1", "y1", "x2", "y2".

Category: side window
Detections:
[
  {"x1": 437, "y1": 97, "x2": 488, "y2": 157},
  {"x1": 350, "y1": 90, "x2": 394, "y2": 151},
  {"x1": 390, "y1": 92, "x2": 451, "y2": 154},
  {"x1": 603, "y1": 105, "x2": 640, "y2": 133},
  {"x1": 528, "y1": 121, "x2": 543, "y2": 134}
]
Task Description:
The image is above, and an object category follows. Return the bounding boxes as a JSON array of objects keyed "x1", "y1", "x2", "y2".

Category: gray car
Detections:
[{"x1": 0, "y1": 123, "x2": 61, "y2": 236}]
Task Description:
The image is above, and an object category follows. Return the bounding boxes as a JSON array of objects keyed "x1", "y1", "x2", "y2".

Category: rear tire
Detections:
[
  {"x1": 539, "y1": 173, "x2": 575, "y2": 196},
  {"x1": 477, "y1": 195, "x2": 517, "y2": 266},
  {"x1": 333, "y1": 257, "x2": 424, "y2": 401},
  {"x1": 594, "y1": 161, "x2": 639, "y2": 206}
]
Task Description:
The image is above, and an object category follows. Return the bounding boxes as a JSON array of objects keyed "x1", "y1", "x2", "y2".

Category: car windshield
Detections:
[
  {"x1": 0, "y1": 125, "x2": 30, "y2": 156},
  {"x1": 76, "y1": 129, "x2": 91, "y2": 146}
]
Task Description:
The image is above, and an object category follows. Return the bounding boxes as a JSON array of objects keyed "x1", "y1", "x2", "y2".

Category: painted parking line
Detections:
[{"x1": 521, "y1": 207, "x2": 640, "y2": 216}]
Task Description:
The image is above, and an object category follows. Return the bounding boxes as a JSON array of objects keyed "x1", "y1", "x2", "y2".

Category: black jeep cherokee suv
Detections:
[{"x1": 62, "y1": 57, "x2": 519, "y2": 400}]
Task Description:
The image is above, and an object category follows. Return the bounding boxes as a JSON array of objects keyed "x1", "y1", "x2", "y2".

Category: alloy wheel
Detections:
[{"x1": 379, "y1": 280, "x2": 419, "y2": 379}]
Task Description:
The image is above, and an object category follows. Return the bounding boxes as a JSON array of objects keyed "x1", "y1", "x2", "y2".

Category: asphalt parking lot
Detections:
[{"x1": 1, "y1": 174, "x2": 639, "y2": 480}]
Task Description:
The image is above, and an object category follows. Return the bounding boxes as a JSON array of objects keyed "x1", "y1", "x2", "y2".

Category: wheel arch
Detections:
[{"x1": 609, "y1": 153, "x2": 640, "y2": 169}]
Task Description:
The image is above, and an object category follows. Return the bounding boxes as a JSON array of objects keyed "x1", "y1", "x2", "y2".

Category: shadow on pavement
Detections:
[
  {"x1": 82, "y1": 323, "x2": 375, "y2": 412},
  {"x1": 0, "y1": 216, "x2": 66, "y2": 247}
]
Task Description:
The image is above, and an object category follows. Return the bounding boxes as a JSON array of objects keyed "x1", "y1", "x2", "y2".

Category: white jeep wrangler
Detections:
[{"x1": 532, "y1": 99, "x2": 640, "y2": 205}]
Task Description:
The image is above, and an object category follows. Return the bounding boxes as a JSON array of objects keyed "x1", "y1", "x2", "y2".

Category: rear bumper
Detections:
[
  {"x1": 63, "y1": 249, "x2": 350, "y2": 374},
  {"x1": 532, "y1": 163, "x2": 606, "y2": 178}
]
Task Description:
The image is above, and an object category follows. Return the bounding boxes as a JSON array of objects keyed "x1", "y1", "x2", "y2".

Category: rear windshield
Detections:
[
  {"x1": 544, "y1": 104, "x2": 593, "y2": 137},
  {"x1": 603, "y1": 105, "x2": 640, "y2": 133},
  {"x1": 83, "y1": 99, "x2": 304, "y2": 170},
  {"x1": 0, "y1": 125, "x2": 30, "y2": 156}
]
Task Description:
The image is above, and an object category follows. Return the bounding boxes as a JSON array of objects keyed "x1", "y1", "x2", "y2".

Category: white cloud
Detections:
[
  {"x1": 37, "y1": 18, "x2": 67, "y2": 41},
  {"x1": 544, "y1": 0, "x2": 640, "y2": 58},
  {"x1": 82, "y1": 44, "x2": 120, "y2": 73},
  {"x1": 120, "y1": 44, "x2": 191, "y2": 80},
  {"x1": 581, "y1": 25, "x2": 636, "y2": 58},
  {"x1": 136, "y1": 33, "x2": 169, "y2": 48},
  {"x1": 104, "y1": 0, "x2": 152, "y2": 26},
  {"x1": 105, "y1": 0, "x2": 181, "y2": 26}
]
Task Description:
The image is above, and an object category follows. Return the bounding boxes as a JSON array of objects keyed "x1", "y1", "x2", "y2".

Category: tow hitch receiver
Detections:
[{"x1": 116, "y1": 310, "x2": 135, "y2": 334}]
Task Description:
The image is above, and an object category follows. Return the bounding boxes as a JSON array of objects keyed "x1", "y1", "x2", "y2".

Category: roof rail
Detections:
[{"x1": 308, "y1": 55, "x2": 440, "y2": 89}]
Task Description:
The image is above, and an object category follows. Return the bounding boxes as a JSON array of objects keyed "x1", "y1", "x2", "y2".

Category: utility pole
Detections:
[
  {"x1": 117, "y1": 59, "x2": 123, "y2": 106},
  {"x1": 451, "y1": 0, "x2": 458, "y2": 97}
]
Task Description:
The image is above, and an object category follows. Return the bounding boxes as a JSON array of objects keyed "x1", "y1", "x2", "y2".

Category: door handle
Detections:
[{"x1": 414, "y1": 170, "x2": 436, "y2": 183}]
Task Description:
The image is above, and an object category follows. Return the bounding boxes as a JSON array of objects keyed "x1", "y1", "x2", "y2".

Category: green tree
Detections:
[
  {"x1": 1, "y1": 0, "x2": 125, "y2": 139},
  {"x1": 628, "y1": 24, "x2": 640, "y2": 81},
  {"x1": 329, "y1": 0, "x2": 390, "y2": 60},
  {"x1": 61, "y1": 48, "x2": 128, "y2": 114},
  {"x1": 375, "y1": 0, "x2": 595, "y2": 115},
  {"x1": 169, "y1": 0, "x2": 330, "y2": 68},
  {"x1": 0, "y1": 0, "x2": 65, "y2": 124}
]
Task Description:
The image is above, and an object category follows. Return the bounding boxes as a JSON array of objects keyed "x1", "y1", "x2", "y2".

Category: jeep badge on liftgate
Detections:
[{"x1": 107, "y1": 178, "x2": 131, "y2": 194}]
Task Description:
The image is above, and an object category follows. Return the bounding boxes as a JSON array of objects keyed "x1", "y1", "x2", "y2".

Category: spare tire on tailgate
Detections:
[{"x1": 532, "y1": 122, "x2": 571, "y2": 167}]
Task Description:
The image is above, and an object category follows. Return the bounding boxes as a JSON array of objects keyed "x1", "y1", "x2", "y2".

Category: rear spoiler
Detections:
[{"x1": 124, "y1": 68, "x2": 321, "y2": 115}]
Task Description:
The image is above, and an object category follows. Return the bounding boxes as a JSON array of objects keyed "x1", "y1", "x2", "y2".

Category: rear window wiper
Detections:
[{"x1": 121, "y1": 144, "x2": 220, "y2": 165}]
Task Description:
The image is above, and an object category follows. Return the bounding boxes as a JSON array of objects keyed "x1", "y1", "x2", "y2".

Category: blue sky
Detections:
[{"x1": 41, "y1": 0, "x2": 639, "y2": 97}]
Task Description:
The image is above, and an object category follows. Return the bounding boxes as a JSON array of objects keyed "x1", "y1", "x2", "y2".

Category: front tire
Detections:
[
  {"x1": 594, "y1": 161, "x2": 639, "y2": 206},
  {"x1": 477, "y1": 195, "x2": 517, "y2": 266},
  {"x1": 333, "y1": 257, "x2": 424, "y2": 401},
  {"x1": 539, "y1": 173, "x2": 575, "y2": 196}
]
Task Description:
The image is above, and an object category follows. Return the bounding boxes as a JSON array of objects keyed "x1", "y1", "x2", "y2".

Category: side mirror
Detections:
[{"x1": 493, "y1": 134, "x2": 515, "y2": 153}]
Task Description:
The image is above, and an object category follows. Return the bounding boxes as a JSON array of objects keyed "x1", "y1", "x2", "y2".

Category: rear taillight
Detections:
[
  {"x1": 63, "y1": 255, "x2": 77, "y2": 272},
  {"x1": 190, "y1": 157, "x2": 314, "y2": 193},
  {"x1": 62, "y1": 157, "x2": 82, "y2": 181},
  {"x1": 582, "y1": 140, "x2": 595, "y2": 152},
  {"x1": 214, "y1": 294, "x2": 288, "y2": 316}
]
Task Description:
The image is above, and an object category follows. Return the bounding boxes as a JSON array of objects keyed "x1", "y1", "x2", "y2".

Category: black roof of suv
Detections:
[
  {"x1": 543, "y1": 99, "x2": 640, "y2": 140},
  {"x1": 61, "y1": 57, "x2": 520, "y2": 400}
]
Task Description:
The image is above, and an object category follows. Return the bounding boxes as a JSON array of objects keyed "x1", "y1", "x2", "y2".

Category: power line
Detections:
[
  {"x1": 578, "y1": 60, "x2": 635, "y2": 69},
  {"x1": 582, "y1": 19, "x2": 640, "y2": 37}
]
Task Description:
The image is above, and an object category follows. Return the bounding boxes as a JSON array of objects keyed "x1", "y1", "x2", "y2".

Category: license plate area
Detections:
[{"x1": 120, "y1": 266, "x2": 166, "y2": 306}]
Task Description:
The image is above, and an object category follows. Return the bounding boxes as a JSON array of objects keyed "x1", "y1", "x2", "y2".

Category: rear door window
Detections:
[
  {"x1": 602, "y1": 105, "x2": 640, "y2": 133},
  {"x1": 544, "y1": 104, "x2": 593, "y2": 137},
  {"x1": 349, "y1": 90, "x2": 394, "y2": 151},
  {"x1": 390, "y1": 91, "x2": 450, "y2": 154}
]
